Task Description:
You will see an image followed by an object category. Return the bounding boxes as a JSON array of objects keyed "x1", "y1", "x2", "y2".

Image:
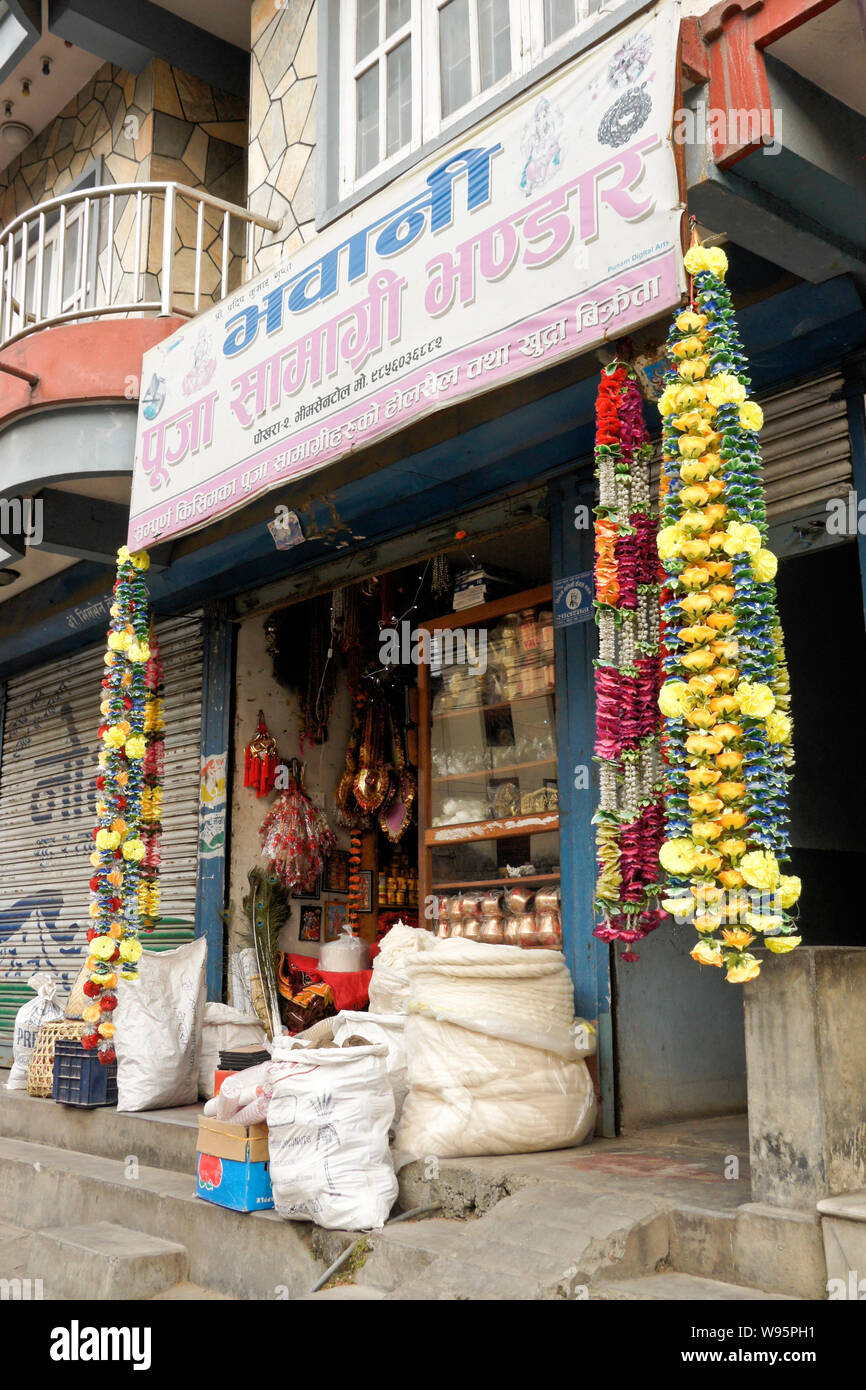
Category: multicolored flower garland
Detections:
[
  {"x1": 86, "y1": 546, "x2": 151, "y2": 1062},
  {"x1": 656, "y1": 235, "x2": 801, "y2": 984},
  {"x1": 138, "y1": 625, "x2": 164, "y2": 933},
  {"x1": 592, "y1": 361, "x2": 665, "y2": 961}
]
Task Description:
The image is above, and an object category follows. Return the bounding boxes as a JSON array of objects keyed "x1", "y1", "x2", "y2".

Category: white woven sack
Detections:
[
  {"x1": 268, "y1": 1037, "x2": 397, "y2": 1230},
  {"x1": 115, "y1": 937, "x2": 207, "y2": 1111},
  {"x1": 198, "y1": 1002, "x2": 268, "y2": 1099},
  {"x1": 395, "y1": 937, "x2": 596, "y2": 1158},
  {"x1": 368, "y1": 922, "x2": 434, "y2": 1014},
  {"x1": 332, "y1": 1011, "x2": 408, "y2": 1122}
]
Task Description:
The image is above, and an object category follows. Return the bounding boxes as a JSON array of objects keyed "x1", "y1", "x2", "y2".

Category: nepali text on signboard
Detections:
[{"x1": 128, "y1": 10, "x2": 683, "y2": 547}]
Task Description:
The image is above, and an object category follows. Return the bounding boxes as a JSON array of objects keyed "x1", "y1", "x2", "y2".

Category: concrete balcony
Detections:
[
  {"x1": 0, "y1": 184, "x2": 278, "y2": 602},
  {"x1": 0, "y1": 180, "x2": 278, "y2": 349}
]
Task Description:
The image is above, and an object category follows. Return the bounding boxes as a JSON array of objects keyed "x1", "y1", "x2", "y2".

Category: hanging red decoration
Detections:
[{"x1": 244, "y1": 711, "x2": 278, "y2": 798}]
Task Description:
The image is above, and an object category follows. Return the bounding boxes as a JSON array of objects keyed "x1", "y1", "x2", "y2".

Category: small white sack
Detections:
[
  {"x1": 268, "y1": 1036, "x2": 398, "y2": 1230},
  {"x1": 332, "y1": 1011, "x2": 408, "y2": 1122},
  {"x1": 318, "y1": 927, "x2": 370, "y2": 972},
  {"x1": 115, "y1": 937, "x2": 207, "y2": 1112},
  {"x1": 368, "y1": 921, "x2": 434, "y2": 1014},
  {"x1": 6, "y1": 972, "x2": 65, "y2": 1091},
  {"x1": 198, "y1": 1002, "x2": 268, "y2": 1099}
]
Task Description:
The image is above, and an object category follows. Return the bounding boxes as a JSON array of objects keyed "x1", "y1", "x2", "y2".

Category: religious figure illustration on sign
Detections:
[
  {"x1": 182, "y1": 328, "x2": 217, "y2": 396},
  {"x1": 519, "y1": 97, "x2": 564, "y2": 196}
]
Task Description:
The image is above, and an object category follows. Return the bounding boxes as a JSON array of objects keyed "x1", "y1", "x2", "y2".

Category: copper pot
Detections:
[
  {"x1": 534, "y1": 885, "x2": 561, "y2": 914},
  {"x1": 503, "y1": 916, "x2": 521, "y2": 946},
  {"x1": 450, "y1": 917, "x2": 464, "y2": 937},
  {"x1": 535, "y1": 912, "x2": 562, "y2": 949},
  {"x1": 435, "y1": 917, "x2": 451, "y2": 939},
  {"x1": 505, "y1": 886, "x2": 535, "y2": 915},
  {"x1": 479, "y1": 915, "x2": 505, "y2": 945},
  {"x1": 516, "y1": 913, "x2": 538, "y2": 948},
  {"x1": 446, "y1": 896, "x2": 463, "y2": 921},
  {"x1": 461, "y1": 915, "x2": 482, "y2": 942},
  {"x1": 480, "y1": 891, "x2": 503, "y2": 917},
  {"x1": 459, "y1": 894, "x2": 483, "y2": 917}
]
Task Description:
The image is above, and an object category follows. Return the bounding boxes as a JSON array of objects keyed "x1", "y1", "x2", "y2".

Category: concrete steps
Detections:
[
  {"x1": 0, "y1": 1134, "x2": 318, "y2": 1299},
  {"x1": 0, "y1": 1088, "x2": 824, "y2": 1301},
  {"x1": 29, "y1": 1222, "x2": 188, "y2": 1300},
  {"x1": 0, "y1": 1216, "x2": 232, "y2": 1300},
  {"x1": 817, "y1": 1190, "x2": 866, "y2": 1299},
  {"x1": 593, "y1": 1273, "x2": 796, "y2": 1300},
  {"x1": 1, "y1": 1087, "x2": 200, "y2": 1172}
]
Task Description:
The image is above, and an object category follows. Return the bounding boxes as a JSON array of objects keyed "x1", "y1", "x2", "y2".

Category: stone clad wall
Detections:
[
  {"x1": 0, "y1": 60, "x2": 248, "y2": 317},
  {"x1": 248, "y1": 0, "x2": 318, "y2": 274}
]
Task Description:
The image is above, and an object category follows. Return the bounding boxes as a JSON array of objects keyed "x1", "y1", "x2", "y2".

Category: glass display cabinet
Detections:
[{"x1": 417, "y1": 586, "x2": 563, "y2": 949}]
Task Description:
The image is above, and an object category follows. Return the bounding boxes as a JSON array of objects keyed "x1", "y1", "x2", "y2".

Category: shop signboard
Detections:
[{"x1": 128, "y1": 7, "x2": 684, "y2": 549}]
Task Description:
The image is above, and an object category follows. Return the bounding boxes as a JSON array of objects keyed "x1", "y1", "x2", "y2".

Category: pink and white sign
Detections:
[{"x1": 129, "y1": 9, "x2": 684, "y2": 548}]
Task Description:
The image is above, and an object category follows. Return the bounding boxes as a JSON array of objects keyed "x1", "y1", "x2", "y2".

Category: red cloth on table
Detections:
[{"x1": 288, "y1": 949, "x2": 377, "y2": 1013}]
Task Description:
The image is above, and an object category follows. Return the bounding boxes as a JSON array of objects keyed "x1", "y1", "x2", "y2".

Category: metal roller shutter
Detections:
[
  {"x1": 759, "y1": 372, "x2": 851, "y2": 525},
  {"x1": 0, "y1": 612, "x2": 203, "y2": 1063},
  {"x1": 649, "y1": 370, "x2": 852, "y2": 532}
]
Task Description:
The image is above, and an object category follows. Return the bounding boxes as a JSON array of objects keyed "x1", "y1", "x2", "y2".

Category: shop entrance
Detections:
[{"x1": 227, "y1": 517, "x2": 559, "y2": 1025}]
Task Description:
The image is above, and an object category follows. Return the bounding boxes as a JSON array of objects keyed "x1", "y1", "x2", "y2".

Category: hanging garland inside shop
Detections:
[
  {"x1": 592, "y1": 361, "x2": 665, "y2": 962},
  {"x1": 656, "y1": 231, "x2": 800, "y2": 984},
  {"x1": 138, "y1": 625, "x2": 164, "y2": 934},
  {"x1": 86, "y1": 547, "x2": 152, "y2": 1063}
]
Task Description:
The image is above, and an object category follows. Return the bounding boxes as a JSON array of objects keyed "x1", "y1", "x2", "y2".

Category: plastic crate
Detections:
[{"x1": 52, "y1": 1040, "x2": 118, "y2": 1108}]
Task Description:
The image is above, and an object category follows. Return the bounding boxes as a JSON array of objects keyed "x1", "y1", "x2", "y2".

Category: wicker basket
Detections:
[
  {"x1": 27, "y1": 1019, "x2": 88, "y2": 1098},
  {"x1": 64, "y1": 961, "x2": 90, "y2": 1019}
]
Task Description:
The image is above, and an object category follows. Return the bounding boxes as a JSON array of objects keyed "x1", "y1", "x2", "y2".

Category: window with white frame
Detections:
[{"x1": 339, "y1": 0, "x2": 607, "y2": 196}]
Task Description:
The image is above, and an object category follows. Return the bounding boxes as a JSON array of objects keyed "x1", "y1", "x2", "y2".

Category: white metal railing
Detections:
[{"x1": 0, "y1": 182, "x2": 280, "y2": 349}]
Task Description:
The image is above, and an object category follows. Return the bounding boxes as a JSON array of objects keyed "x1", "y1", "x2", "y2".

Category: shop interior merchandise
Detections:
[{"x1": 237, "y1": 518, "x2": 561, "y2": 1038}]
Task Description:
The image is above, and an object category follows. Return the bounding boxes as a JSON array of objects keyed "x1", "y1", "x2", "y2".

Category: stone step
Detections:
[
  {"x1": 594, "y1": 1273, "x2": 798, "y2": 1301},
  {"x1": 0, "y1": 1082, "x2": 200, "y2": 1173},
  {"x1": 151, "y1": 1282, "x2": 236, "y2": 1300},
  {"x1": 817, "y1": 1189, "x2": 866, "y2": 1299},
  {"x1": 0, "y1": 1135, "x2": 319, "y2": 1300},
  {"x1": 29, "y1": 1221, "x2": 188, "y2": 1300},
  {"x1": 670, "y1": 1200, "x2": 826, "y2": 1300},
  {"x1": 316, "y1": 1183, "x2": 672, "y2": 1300}
]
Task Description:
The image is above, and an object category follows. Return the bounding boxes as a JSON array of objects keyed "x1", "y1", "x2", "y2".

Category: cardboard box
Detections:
[
  {"x1": 196, "y1": 1151, "x2": 273, "y2": 1212},
  {"x1": 196, "y1": 1115, "x2": 269, "y2": 1164}
]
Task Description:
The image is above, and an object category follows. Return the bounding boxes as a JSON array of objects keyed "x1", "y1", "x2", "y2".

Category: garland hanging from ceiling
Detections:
[
  {"x1": 86, "y1": 547, "x2": 152, "y2": 1063},
  {"x1": 656, "y1": 234, "x2": 800, "y2": 984},
  {"x1": 592, "y1": 361, "x2": 665, "y2": 962}
]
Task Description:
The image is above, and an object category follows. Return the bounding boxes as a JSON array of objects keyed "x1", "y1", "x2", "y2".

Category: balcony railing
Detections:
[{"x1": 0, "y1": 182, "x2": 280, "y2": 350}]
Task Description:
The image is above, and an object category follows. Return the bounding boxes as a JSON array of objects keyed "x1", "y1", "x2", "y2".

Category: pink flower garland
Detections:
[{"x1": 593, "y1": 362, "x2": 665, "y2": 962}]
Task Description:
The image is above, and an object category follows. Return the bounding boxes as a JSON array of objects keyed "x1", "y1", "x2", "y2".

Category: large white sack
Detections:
[
  {"x1": 267, "y1": 1037, "x2": 397, "y2": 1230},
  {"x1": 332, "y1": 1011, "x2": 408, "y2": 1122},
  {"x1": 395, "y1": 938, "x2": 596, "y2": 1158},
  {"x1": 198, "y1": 1002, "x2": 268, "y2": 1099},
  {"x1": 368, "y1": 922, "x2": 434, "y2": 1014},
  {"x1": 6, "y1": 973, "x2": 65, "y2": 1091},
  {"x1": 115, "y1": 937, "x2": 207, "y2": 1112}
]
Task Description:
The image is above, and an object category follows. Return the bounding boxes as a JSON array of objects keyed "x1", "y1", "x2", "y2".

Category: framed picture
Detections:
[
  {"x1": 298, "y1": 905, "x2": 322, "y2": 943},
  {"x1": 357, "y1": 870, "x2": 373, "y2": 914},
  {"x1": 292, "y1": 874, "x2": 322, "y2": 901},
  {"x1": 324, "y1": 900, "x2": 346, "y2": 942},
  {"x1": 324, "y1": 849, "x2": 350, "y2": 895}
]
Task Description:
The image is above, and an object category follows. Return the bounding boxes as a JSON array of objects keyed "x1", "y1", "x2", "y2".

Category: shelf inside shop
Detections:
[
  {"x1": 425, "y1": 813, "x2": 559, "y2": 844},
  {"x1": 432, "y1": 756, "x2": 557, "y2": 783},
  {"x1": 432, "y1": 689, "x2": 556, "y2": 720},
  {"x1": 431, "y1": 873, "x2": 561, "y2": 890}
]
